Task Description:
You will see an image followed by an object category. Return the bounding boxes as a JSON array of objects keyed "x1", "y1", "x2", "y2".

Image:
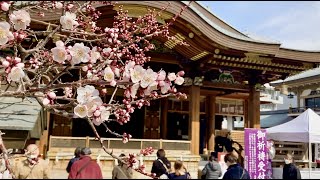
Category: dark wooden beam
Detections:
[{"x1": 202, "y1": 81, "x2": 250, "y2": 92}]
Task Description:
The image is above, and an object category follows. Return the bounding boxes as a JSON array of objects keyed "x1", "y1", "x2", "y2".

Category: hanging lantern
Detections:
[{"x1": 287, "y1": 92, "x2": 294, "y2": 99}]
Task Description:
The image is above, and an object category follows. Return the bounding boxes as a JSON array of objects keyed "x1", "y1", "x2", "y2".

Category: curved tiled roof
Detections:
[
  {"x1": 26, "y1": 1, "x2": 320, "y2": 62},
  {"x1": 186, "y1": 1, "x2": 281, "y2": 45},
  {"x1": 271, "y1": 67, "x2": 320, "y2": 84}
]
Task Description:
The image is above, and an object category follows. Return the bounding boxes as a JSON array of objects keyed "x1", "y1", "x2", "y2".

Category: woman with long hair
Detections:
[{"x1": 167, "y1": 160, "x2": 191, "y2": 179}]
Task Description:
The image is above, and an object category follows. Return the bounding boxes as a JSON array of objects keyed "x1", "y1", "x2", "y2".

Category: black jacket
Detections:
[
  {"x1": 66, "y1": 157, "x2": 80, "y2": 173},
  {"x1": 222, "y1": 164, "x2": 250, "y2": 179},
  {"x1": 151, "y1": 157, "x2": 171, "y2": 177},
  {"x1": 283, "y1": 163, "x2": 301, "y2": 179}
]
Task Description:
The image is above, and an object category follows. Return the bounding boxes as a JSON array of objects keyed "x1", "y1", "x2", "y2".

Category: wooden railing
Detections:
[
  {"x1": 289, "y1": 106, "x2": 320, "y2": 114},
  {"x1": 47, "y1": 136, "x2": 192, "y2": 159}
]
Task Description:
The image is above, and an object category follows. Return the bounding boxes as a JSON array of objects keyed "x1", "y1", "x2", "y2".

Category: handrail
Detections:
[
  {"x1": 289, "y1": 106, "x2": 320, "y2": 114},
  {"x1": 48, "y1": 136, "x2": 191, "y2": 152}
]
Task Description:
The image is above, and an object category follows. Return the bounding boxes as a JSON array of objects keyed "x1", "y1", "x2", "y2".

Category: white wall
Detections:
[{"x1": 277, "y1": 94, "x2": 297, "y2": 110}]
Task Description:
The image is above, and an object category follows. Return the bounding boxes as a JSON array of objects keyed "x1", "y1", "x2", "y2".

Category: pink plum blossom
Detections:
[
  {"x1": 103, "y1": 66, "x2": 114, "y2": 82},
  {"x1": 167, "y1": 73, "x2": 177, "y2": 81},
  {"x1": 0, "y1": 22, "x2": 14, "y2": 45},
  {"x1": 7, "y1": 66, "x2": 25, "y2": 82},
  {"x1": 60, "y1": 12, "x2": 78, "y2": 30},
  {"x1": 9, "y1": 10, "x2": 31, "y2": 30},
  {"x1": 0, "y1": 2, "x2": 10, "y2": 11},
  {"x1": 69, "y1": 43, "x2": 90, "y2": 64}
]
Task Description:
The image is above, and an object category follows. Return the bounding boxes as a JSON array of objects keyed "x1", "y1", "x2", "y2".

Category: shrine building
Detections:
[{"x1": 1, "y1": 1, "x2": 320, "y2": 178}]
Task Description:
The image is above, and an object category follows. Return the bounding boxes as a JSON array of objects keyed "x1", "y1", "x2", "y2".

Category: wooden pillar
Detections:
[
  {"x1": 244, "y1": 100, "x2": 249, "y2": 128},
  {"x1": 248, "y1": 86, "x2": 260, "y2": 128},
  {"x1": 207, "y1": 96, "x2": 216, "y2": 153},
  {"x1": 160, "y1": 98, "x2": 168, "y2": 139},
  {"x1": 297, "y1": 88, "x2": 301, "y2": 110},
  {"x1": 188, "y1": 85, "x2": 200, "y2": 155}
]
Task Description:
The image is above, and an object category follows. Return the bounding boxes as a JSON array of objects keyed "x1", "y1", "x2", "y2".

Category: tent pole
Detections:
[{"x1": 309, "y1": 142, "x2": 312, "y2": 179}]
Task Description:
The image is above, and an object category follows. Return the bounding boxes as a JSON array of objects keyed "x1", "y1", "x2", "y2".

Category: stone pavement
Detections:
[{"x1": 50, "y1": 169, "x2": 153, "y2": 179}]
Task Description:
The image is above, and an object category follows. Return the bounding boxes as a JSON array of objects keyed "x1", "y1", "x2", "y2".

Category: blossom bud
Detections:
[
  {"x1": 101, "y1": 88, "x2": 107, "y2": 94},
  {"x1": 1, "y1": 2, "x2": 10, "y2": 11},
  {"x1": 42, "y1": 98, "x2": 50, "y2": 106},
  {"x1": 2, "y1": 61, "x2": 10, "y2": 67},
  {"x1": 13, "y1": 32, "x2": 18, "y2": 38},
  {"x1": 18, "y1": 34, "x2": 25, "y2": 40},
  {"x1": 48, "y1": 92, "x2": 56, "y2": 99},
  {"x1": 14, "y1": 57, "x2": 21, "y2": 63},
  {"x1": 177, "y1": 71, "x2": 185, "y2": 77},
  {"x1": 110, "y1": 80, "x2": 116, "y2": 87},
  {"x1": 172, "y1": 88, "x2": 177, "y2": 93}
]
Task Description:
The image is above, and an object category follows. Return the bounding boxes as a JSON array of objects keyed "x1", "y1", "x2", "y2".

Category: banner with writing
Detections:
[{"x1": 244, "y1": 128, "x2": 268, "y2": 179}]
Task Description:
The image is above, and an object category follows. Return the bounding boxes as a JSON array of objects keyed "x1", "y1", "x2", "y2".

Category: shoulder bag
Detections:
[{"x1": 158, "y1": 159, "x2": 169, "y2": 179}]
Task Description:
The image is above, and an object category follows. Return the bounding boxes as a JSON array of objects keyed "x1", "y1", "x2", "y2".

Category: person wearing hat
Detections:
[
  {"x1": 112, "y1": 153, "x2": 133, "y2": 179},
  {"x1": 68, "y1": 147, "x2": 103, "y2": 179},
  {"x1": 201, "y1": 152, "x2": 222, "y2": 179}
]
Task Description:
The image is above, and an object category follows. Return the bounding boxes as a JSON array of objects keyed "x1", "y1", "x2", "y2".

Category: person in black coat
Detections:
[
  {"x1": 283, "y1": 153, "x2": 301, "y2": 179},
  {"x1": 66, "y1": 147, "x2": 82, "y2": 173},
  {"x1": 222, "y1": 153, "x2": 250, "y2": 179},
  {"x1": 151, "y1": 149, "x2": 172, "y2": 178}
]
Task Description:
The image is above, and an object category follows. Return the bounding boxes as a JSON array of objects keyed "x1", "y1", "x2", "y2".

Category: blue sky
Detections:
[{"x1": 199, "y1": 1, "x2": 320, "y2": 51}]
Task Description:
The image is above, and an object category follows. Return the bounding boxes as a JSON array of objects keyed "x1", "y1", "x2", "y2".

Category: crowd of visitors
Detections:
[{"x1": 2, "y1": 144, "x2": 303, "y2": 179}]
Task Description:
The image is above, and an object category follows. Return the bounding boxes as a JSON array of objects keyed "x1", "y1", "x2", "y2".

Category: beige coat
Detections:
[
  {"x1": 14, "y1": 159, "x2": 50, "y2": 179},
  {"x1": 112, "y1": 164, "x2": 133, "y2": 179}
]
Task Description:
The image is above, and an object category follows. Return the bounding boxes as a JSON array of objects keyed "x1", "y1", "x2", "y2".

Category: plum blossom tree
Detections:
[{"x1": 0, "y1": 0, "x2": 192, "y2": 178}]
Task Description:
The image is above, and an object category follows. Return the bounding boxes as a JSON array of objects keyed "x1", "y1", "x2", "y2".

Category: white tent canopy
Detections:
[
  {"x1": 266, "y1": 108, "x2": 320, "y2": 143},
  {"x1": 266, "y1": 108, "x2": 320, "y2": 178}
]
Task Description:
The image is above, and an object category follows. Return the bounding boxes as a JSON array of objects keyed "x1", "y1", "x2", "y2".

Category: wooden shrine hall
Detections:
[{"x1": 24, "y1": 1, "x2": 320, "y2": 161}]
